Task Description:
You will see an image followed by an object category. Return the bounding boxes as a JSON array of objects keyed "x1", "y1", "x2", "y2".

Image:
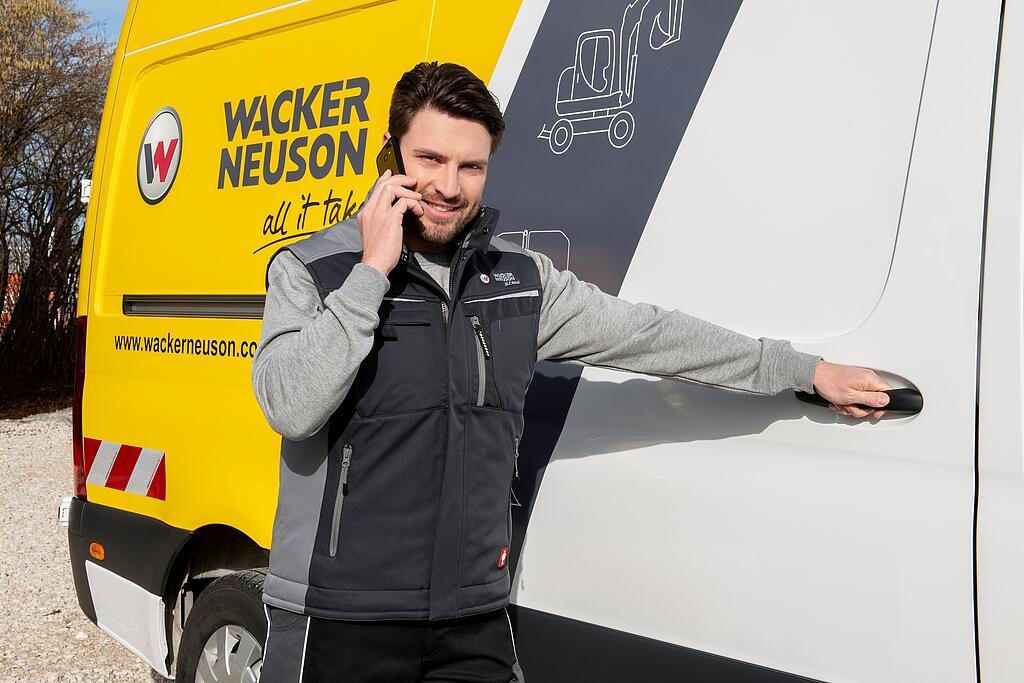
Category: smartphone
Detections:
[{"x1": 375, "y1": 137, "x2": 405, "y2": 176}]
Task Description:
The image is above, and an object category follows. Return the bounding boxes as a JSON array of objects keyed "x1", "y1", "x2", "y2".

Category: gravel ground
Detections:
[{"x1": 0, "y1": 409, "x2": 165, "y2": 682}]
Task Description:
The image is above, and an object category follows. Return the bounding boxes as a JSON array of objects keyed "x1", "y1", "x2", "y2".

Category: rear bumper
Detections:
[
  {"x1": 65, "y1": 496, "x2": 191, "y2": 676},
  {"x1": 66, "y1": 496, "x2": 191, "y2": 599},
  {"x1": 66, "y1": 496, "x2": 97, "y2": 623}
]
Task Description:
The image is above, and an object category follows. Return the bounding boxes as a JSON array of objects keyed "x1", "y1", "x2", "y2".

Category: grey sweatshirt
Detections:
[{"x1": 252, "y1": 244, "x2": 821, "y2": 441}]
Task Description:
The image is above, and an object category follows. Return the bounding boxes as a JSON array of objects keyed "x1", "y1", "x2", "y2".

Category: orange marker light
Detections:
[{"x1": 89, "y1": 542, "x2": 105, "y2": 561}]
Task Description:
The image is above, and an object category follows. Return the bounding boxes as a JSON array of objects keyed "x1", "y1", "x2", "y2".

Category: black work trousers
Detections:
[{"x1": 261, "y1": 604, "x2": 525, "y2": 682}]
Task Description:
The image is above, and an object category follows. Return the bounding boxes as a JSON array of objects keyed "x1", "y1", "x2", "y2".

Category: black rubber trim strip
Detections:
[
  {"x1": 508, "y1": 604, "x2": 824, "y2": 682},
  {"x1": 122, "y1": 294, "x2": 265, "y2": 319},
  {"x1": 974, "y1": 2, "x2": 1007, "y2": 681},
  {"x1": 67, "y1": 496, "x2": 96, "y2": 623},
  {"x1": 75, "y1": 498, "x2": 192, "y2": 596}
]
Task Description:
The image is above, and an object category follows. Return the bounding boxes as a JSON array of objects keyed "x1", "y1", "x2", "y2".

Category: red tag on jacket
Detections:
[{"x1": 498, "y1": 546, "x2": 509, "y2": 569}]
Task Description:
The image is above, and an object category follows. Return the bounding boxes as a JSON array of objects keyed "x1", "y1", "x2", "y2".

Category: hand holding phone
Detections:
[{"x1": 360, "y1": 138, "x2": 421, "y2": 277}]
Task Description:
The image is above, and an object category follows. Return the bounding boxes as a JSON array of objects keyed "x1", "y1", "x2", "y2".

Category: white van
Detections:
[{"x1": 64, "y1": 0, "x2": 1024, "y2": 680}]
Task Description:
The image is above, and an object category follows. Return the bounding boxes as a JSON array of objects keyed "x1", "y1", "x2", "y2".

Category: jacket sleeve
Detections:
[
  {"x1": 251, "y1": 251, "x2": 389, "y2": 440},
  {"x1": 532, "y1": 251, "x2": 821, "y2": 396}
]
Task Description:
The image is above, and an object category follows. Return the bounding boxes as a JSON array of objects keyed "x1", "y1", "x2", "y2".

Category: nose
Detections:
[{"x1": 435, "y1": 163, "x2": 460, "y2": 201}]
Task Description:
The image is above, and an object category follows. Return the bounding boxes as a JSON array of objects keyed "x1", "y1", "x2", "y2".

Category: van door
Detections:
[
  {"x1": 485, "y1": 0, "x2": 1001, "y2": 680},
  {"x1": 85, "y1": 0, "x2": 435, "y2": 541}
]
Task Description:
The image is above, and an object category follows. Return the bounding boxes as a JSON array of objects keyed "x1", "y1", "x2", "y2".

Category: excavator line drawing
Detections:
[
  {"x1": 495, "y1": 229, "x2": 571, "y2": 271},
  {"x1": 537, "y1": 0, "x2": 684, "y2": 155}
]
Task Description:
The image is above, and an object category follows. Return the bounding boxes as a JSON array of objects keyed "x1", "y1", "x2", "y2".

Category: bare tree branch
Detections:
[{"x1": 0, "y1": 0, "x2": 112, "y2": 397}]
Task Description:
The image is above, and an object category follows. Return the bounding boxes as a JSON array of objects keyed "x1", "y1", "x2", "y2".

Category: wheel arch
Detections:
[{"x1": 163, "y1": 524, "x2": 269, "y2": 677}]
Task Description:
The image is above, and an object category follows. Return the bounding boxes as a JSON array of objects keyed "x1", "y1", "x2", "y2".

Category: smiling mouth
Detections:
[{"x1": 423, "y1": 200, "x2": 462, "y2": 215}]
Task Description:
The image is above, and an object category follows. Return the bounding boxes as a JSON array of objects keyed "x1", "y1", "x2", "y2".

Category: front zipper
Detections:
[
  {"x1": 470, "y1": 315, "x2": 490, "y2": 406},
  {"x1": 329, "y1": 444, "x2": 353, "y2": 558}
]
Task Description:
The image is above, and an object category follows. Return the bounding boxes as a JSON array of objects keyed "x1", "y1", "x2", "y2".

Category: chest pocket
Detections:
[
  {"x1": 352, "y1": 299, "x2": 447, "y2": 417},
  {"x1": 463, "y1": 289, "x2": 540, "y2": 414}
]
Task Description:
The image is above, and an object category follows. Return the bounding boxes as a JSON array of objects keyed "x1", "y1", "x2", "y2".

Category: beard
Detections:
[{"x1": 405, "y1": 195, "x2": 481, "y2": 247}]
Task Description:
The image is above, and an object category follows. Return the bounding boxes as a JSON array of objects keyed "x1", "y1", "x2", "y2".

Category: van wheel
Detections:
[{"x1": 175, "y1": 569, "x2": 267, "y2": 683}]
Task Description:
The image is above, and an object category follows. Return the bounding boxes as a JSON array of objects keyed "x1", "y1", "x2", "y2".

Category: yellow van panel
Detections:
[
  {"x1": 125, "y1": 0, "x2": 300, "y2": 55},
  {"x1": 426, "y1": 1, "x2": 523, "y2": 73},
  {"x1": 82, "y1": 0, "x2": 522, "y2": 546},
  {"x1": 77, "y1": 1, "x2": 140, "y2": 315}
]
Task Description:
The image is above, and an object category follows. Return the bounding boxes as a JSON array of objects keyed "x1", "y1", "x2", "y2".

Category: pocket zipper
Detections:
[
  {"x1": 329, "y1": 444, "x2": 353, "y2": 558},
  {"x1": 470, "y1": 315, "x2": 490, "y2": 406},
  {"x1": 513, "y1": 437, "x2": 520, "y2": 479},
  {"x1": 463, "y1": 289, "x2": 540, "y2": 305}
]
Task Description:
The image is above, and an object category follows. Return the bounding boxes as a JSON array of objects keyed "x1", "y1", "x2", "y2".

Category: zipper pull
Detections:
[
  {"x1": 514, "y1": 437, "x2": 520, "y2": 479},
  {"x1": 341, "y1": 444, "x2": 353, "y2": 490},
  {"x1": 470, "y1": 315, "x2": 491, "y2": 358}
]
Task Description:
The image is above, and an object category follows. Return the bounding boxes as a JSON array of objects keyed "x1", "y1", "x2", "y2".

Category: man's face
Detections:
[{"x1": 392, "y1": 107, "x2": 491, "y2": 247}]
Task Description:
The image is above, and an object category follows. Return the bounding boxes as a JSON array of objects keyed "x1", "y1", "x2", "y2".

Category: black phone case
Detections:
[{"x1": 375, "y1": 138, "x2": 405, "y2": 176}]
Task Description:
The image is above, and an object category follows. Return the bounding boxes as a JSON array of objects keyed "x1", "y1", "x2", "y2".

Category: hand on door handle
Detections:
[{"x1": 796, "y1": 388, "x2": 924, "y2": 415}]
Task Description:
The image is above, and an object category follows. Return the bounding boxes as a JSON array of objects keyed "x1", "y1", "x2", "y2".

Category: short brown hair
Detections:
[{"x1": 389, "y1": 62, "x2": 505, "y2": 154}]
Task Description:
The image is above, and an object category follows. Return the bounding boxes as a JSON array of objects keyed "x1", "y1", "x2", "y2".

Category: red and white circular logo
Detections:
[
  {"x1": 137, "y1": 107, "x2": 182, "y2": 204},
  {"x1": 480, "y1": 274, "x2": 490, "y2": 284}
]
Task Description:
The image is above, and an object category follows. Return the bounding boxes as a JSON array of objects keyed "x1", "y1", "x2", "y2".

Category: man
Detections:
[{"x1": 252, "y1": 61, "x2": 890, "y2": 682}]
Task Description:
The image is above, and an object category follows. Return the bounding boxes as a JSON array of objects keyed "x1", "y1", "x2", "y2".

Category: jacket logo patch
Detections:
[
  {"x1": 498, "y1": 546, "x2": 510, "y2": 569},
  {"x1": 480, "y1": 273, "x2": 490, "y2": 284},
  {"x1": 492, "y1": 272, "x2": 519, "y2": 287}
]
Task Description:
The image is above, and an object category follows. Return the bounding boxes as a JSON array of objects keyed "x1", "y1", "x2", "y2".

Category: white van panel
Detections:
[
  {"x1": 513, "y1": 0, "x2": 1000, "y2": 680},
  {"x1": 628, "y1": 0, "x2": 938, "y2": 341}
]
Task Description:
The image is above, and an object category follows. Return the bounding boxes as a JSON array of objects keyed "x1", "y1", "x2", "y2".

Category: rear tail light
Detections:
[{"x1": 72, "y1": 315, "x2": 87, "y2": 499}]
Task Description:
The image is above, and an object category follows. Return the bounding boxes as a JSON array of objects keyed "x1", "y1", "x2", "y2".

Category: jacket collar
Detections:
[{"x1": 458, "y1": 205, "x2": 500, "y2": 256}]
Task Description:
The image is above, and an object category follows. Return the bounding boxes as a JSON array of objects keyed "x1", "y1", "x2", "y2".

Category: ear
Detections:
[{"x1": 382, "y1": 131, "x2": 391, "y2": 146}]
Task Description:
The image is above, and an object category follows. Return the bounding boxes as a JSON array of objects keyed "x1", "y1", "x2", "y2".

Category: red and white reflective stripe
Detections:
[{"x1": 83, "y1": 438, "x2": 166, "y2": 500}]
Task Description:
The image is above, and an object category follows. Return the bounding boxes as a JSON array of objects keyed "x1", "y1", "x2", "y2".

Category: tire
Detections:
[
  {"x1": 175, "y1": 569, "x2": 268, "y2": 683},
  {"x1": 548, "y1": 118, "x2": 574, "y2": 155},
  {"x1": 607, "y1": 110, "x2": 635, "y2": 149}
]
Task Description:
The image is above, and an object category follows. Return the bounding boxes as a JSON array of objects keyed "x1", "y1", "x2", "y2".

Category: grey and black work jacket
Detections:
[
  {"x1": 253, "y1": 207, "x2": 821, "y2": 621},
  {"x1": 261, "y1": 207, "x2": 543, "y2": 621}
]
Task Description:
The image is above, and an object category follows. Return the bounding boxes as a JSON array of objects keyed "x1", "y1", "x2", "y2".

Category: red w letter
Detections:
[{"x1": 151, "y1": 138, "x2": 178, "y2": 182}]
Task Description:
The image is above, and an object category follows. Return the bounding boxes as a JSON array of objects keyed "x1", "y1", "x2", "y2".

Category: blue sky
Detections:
[{"x1": 75, "y1": 0, "x2": 130, "y2": 43}]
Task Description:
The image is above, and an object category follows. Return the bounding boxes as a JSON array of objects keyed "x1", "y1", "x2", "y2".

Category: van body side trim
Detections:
[
  {"x1": 122, "y1": 294, "x2": 266, "y2": 319},
  {"x1": 508, "y1": 605, "x2": 824, "y2": 682}
]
